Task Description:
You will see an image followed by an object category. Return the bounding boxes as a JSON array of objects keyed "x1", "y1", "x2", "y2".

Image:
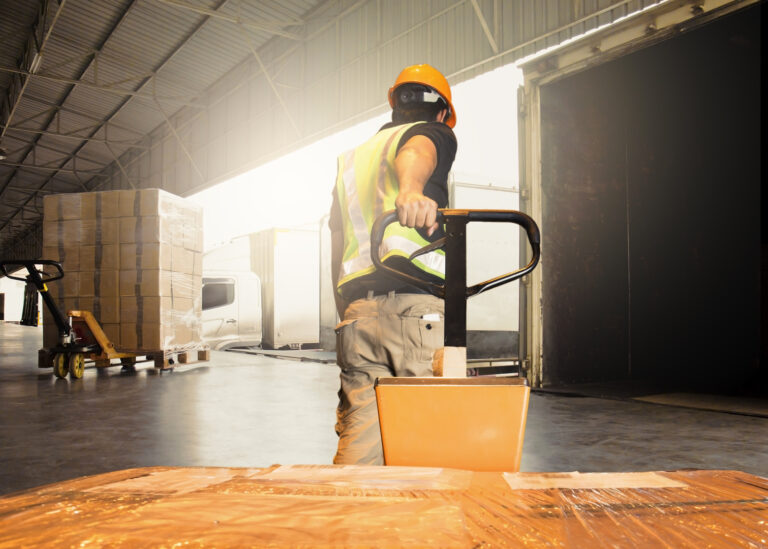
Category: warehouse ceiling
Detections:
[
  {"x1": 0, "y1": 0, "x2": 323, "y2": 258},
  {"x1": 1, "y1": 0, "x2": 662, "y2": 260}
]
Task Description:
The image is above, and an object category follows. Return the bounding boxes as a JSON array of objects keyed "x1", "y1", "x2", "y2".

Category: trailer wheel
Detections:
[
  {"x1": 68, "y1": 353, "x2": 85, "y2": 379},
  {"x1": 52, "y1": 353, "x2": 68, "y2": 379}
]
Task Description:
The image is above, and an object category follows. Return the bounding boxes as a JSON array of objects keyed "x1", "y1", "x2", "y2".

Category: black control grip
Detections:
[
  {"x1": 370, "y1": 209, "x2": 541, "y2": 299},
  {"x1": 0, "y1": 260, "x2": 65, "y2": 284}
]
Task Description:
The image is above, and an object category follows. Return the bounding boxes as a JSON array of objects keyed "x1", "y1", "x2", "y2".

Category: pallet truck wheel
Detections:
[
  {"x1": 68, "y1": 353, "x2": 85, "y2": 380},
  {"x1": 52, "y1": 353, "x2": 69, "y2": 379},
  {"x1": 120, "y1": 357, "x2": 137, "y2": 374}
]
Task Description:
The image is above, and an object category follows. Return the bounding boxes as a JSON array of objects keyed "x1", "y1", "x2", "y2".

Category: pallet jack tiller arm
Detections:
[
  {"x1": 371, "y1": 208, "x2": 541, "y2": 350},
  {"x1": 1, "y1": 259, "x2": 136, "y2": 379},
  {"x1": 0, "y1": 260, "x2": 71, "y2": 344}
]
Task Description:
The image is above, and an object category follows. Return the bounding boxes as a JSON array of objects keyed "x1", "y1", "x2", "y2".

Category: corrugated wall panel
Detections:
[{"x1": 94, "y1": 0, "x2": 661, "y2": 199}]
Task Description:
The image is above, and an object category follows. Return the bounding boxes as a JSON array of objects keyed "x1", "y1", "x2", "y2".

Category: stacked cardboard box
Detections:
[
  {"x1": 41, "y1": 189, "x2": 203, "y2": 354},
  {"x1": 1, "y1": 466, "x2": 767, "y2": 546}
]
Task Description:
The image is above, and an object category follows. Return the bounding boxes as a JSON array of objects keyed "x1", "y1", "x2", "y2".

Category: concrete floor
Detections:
[{"x1": 1, "y1": 322, "x2": 766, "y2": 496}]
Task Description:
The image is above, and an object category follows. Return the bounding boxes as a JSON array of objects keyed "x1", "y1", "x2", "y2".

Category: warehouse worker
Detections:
[{"x1": 329, "y1": 64, "x2": 458, "y2": 465}]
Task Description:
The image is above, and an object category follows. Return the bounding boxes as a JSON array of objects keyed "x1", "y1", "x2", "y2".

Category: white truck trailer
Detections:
[{"x1": 203, "y1": 227, "x2": 320, "y2": 350}]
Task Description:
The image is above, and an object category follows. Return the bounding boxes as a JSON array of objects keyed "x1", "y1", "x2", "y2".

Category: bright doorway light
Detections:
[{"x1": 189, "y1": 64, "x2": 524, "y2": 251}]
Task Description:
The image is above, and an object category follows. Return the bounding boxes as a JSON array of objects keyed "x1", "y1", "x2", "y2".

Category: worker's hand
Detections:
[{"x1": 395, "y1": 191, "x2": 439, "y2": 237}]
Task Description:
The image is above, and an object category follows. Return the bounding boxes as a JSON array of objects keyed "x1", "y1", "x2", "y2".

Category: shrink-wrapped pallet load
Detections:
[{"x1": 41, "y1": 189, "x2": 203, "y2": 356}]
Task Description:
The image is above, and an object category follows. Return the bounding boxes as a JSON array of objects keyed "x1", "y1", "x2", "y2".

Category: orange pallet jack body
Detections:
[
  {"x1": 370, "y1": 209, "x2": 541, "y2": 472},
  {"x1": 0, "y1": 260, "x2": 138, "y2": 379}
]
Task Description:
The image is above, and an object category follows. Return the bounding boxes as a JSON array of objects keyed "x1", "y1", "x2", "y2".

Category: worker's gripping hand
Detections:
[{"x1": 395, "y1": 191, "x2": 439, "y2": 237}]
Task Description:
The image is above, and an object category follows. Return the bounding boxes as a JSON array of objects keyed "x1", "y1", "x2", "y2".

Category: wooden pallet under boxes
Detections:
[{"x1": 41, "y1": 189, "x2": 203, "y2": 354}]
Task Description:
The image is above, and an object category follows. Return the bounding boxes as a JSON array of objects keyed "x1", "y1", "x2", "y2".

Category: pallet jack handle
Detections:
[
  {"x1": 371, "y1": 208, "x2": 541, "y2": 349},
  {"x1": 0, "y1": 259, "x2": 71, "y2": 339},
  {"x1": 371, "y1": 208, "x2": 541, "y2": 297}
]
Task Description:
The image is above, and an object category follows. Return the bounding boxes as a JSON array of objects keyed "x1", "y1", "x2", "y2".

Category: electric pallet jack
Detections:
[
  {"x1": 0, "y1": 259, "x2": 139, "y2": 379},
  {"x1": 370, "y1": 208, "x2": 541, "y2": 471}
]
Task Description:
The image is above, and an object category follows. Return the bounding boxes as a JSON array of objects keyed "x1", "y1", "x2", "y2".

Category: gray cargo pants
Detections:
[{"x1": 334, "y1": 292, "x2": 444, "y2": 465}]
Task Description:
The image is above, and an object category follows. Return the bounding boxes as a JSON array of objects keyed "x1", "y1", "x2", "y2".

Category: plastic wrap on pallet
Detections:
[
  {"x1": 0, "y1": 467, "x2": 766, "y2": 547},
  {"x1": 41, "y1": 189, "x2": 205, "y2": 357}
]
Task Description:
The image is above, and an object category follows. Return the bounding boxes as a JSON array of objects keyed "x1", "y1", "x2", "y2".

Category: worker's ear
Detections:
[{"x1": 436, "y1": 108, "x2": 448, "y2": 124}]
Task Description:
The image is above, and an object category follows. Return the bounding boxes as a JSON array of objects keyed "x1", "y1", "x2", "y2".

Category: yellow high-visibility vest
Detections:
[{"x1": 335, "y1": 122, "x2": 446, "y2": 292}]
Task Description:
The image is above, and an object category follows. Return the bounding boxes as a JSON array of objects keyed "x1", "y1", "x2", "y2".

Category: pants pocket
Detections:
[
  {"x1": 401, "y1": 316, "x2": 443, "y2": 370},
  {"x1": 335, "y1": 319, "x2": 357, "y2": 370},
  {"x1": 418, "y1": 318, "x2": 443, "y2": 363}
]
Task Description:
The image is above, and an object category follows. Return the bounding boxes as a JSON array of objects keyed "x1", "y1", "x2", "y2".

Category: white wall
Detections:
[{"x1": 0, "y1": 276, "x2": 28, "y2": 322}]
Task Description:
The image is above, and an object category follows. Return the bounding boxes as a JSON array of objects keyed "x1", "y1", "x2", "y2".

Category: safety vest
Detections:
[{"x1": 335, "y1": 121, "x2": 446, "y2": 291}]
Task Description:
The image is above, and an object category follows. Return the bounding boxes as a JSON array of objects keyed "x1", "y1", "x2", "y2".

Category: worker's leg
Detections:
[
  {"x1": 334, "y1": 361, "x2": 391, "y2": 465},
  {"x1": 334, "y1": 299, "x2": 392, "y2": 465},
  {"x1": 333, "y1": 293, "x2": 444, "y2": 465}
]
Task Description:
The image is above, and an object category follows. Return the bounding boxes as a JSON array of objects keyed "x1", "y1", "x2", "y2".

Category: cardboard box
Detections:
[
  {"x1": 41, "y1": 246, "x2": 79, "y2": 272},
  {"x1": 120, "y1": 323, "x2": 164, "y2": 351},
  {"x1": 166, "y1": 272, "x2": 194, "y2": 299},
  {"x1": 118, "y1": 189, "x2": 161, "y2": 218},
  {"x1": 118, "y1": 188, "x2": 192, "y2": 218},
  {"x1": 119, "y1": 270, "x2": 172, "y2": 297},
  {"x1": 42, "y1": 309, "x2": 58, "y2": 349},
  {"x1": 80, "y1": 245, "x2": 119, "y2": 272},
  {"x1": 42, "y1": 193, "x2": 82, "y2": 221},
  {"x1": 60, "y1": 272, "x2": 80, "y2": 297},
  {"x1": 120, "y1": 243, "x2": 173, "y2": 271},
  {"x1": 101, "y1": 323, "x2": 121, "y2": 347},
  {"x1": 42, "y1": 188, "x2": 204, "y2": 354},
  {"x1": 41, "y1": 246, "x2": 60, "y2": 263},
  {"x1": 0, "y1": 467, "x2": 765, "y2": 547},
  {"x1": 42, "y1": 220, "x2": 81, "y2": 248},
  {"x1": 81, "y1": 218, "x2": 120, "y2": 245},
  {"x1": 81, "y1": 191, "x2": 120, "y2": 219},
  {"x1": 120, "y1": 296, "x2": 167, "y2": 324},
  {"x1": 78, "y1": 271, "x2": 119, "y2": 297},
  {"x1": 91, "y1": 296, "x2": 121, "y2": 325},
  {"x1": 171, "y1": 247, "x2": 194, "y2": 275},
  {"x1": 76, "y1": 296, "x2": 121, "y2": 325},
  {"x1": 119, "y1": 217, "x2": 168, "y2": 244}
]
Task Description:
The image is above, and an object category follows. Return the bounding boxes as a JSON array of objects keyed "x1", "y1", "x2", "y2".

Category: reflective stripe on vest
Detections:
[{"x1": 335, "y1": 122, "x2": 446, "y2": 291}]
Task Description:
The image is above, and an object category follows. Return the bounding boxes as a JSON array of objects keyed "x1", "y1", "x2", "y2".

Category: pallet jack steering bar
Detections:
[
  {"x1": 370, "y1": 209, "x2": 541, "y2": 349},
  {"x1": 0, "y1": 259, "x2": 71, "y2": 342}
]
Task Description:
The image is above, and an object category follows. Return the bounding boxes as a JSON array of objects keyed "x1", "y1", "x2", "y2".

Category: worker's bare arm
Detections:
[{"x1": 394, "y1": 135, "x2": 439, "y2": 237}]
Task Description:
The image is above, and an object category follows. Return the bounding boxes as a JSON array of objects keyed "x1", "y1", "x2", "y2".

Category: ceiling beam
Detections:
[
  {"x1": 0, "y1": 0, "x2": 68, "y2": 142},
  {"x1": 2, "y1": 132, "x2": 111, "y2": 164},
  {"x1": 0, "y1": 161, "x2": 108, "y2": 177},
  {"x1": 1, "y1": 124, "x2": 150, "y2": 149},
  {"x1": 157, "y1": 0, "x2": 304, "y2": 40},
  {"x1": 470, "y1": 0, "x2": 499, "y2": 54},
  {"x1": 0, "y1": 0, "x2": 142, "y2": 244},
  {"x1": 0, "y1": 65, "x2": 203, "y2": 106},
  {"x1": 23, "y1": 93, "x2": 146, "y2": 138},
  {"x1": 0, "y1": 0, "x2": 237, "y2": 250}
]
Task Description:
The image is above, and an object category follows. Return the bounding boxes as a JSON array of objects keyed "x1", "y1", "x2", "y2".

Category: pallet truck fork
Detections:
[
  {"x1": 0, "y1": 259, "x2": 138, "y2": 379},
  {"x1": 370, "y1": 209, "x2": 542, "y2": 471}
]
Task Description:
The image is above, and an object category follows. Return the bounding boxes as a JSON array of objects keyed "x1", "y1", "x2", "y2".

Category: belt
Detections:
[{"x1": 343, "y1": 285, "x2": 429, "y2": 303}]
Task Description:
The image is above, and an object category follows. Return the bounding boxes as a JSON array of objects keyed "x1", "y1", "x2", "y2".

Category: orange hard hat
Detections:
[{"x1": 388, "y1": 64, "x2": 456, "y2": 128}]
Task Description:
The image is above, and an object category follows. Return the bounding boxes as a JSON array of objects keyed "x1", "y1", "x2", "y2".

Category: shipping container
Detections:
[
  {"x1": 517, "y1": 0, "x2": 762, "y2": 393},
  {"x1": 318, "y1": 216, "x2": 337, "y2": 351},
  {"x1": 250, "y1": 228, "x2": 320, "y2": 349}
]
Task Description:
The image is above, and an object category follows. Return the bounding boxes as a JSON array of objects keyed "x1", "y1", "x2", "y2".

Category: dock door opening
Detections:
[{"x1": 538, "y1": 4, "x2": 762, "y2": 395}]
